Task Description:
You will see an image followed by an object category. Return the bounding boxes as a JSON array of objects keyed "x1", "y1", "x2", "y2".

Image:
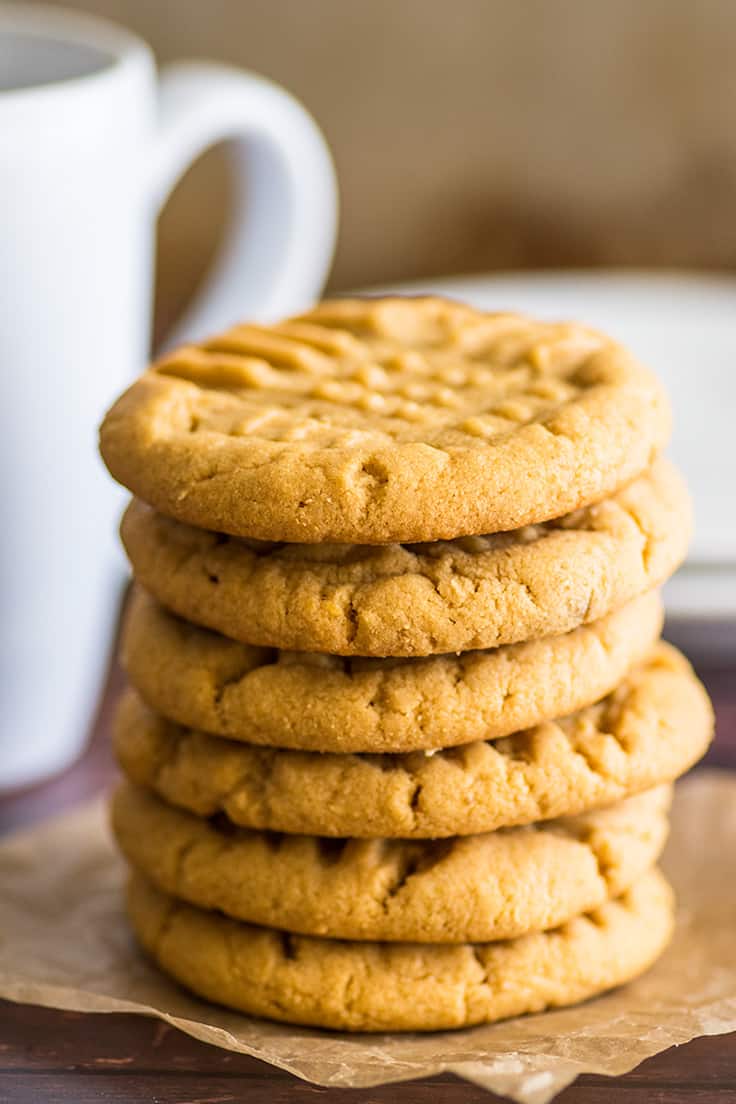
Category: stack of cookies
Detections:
[{"x1": 100, "y1": 297, "x2": 713, "y2": 1032}]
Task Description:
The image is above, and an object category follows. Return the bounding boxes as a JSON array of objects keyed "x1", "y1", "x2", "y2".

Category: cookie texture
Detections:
[
  {"x1": 127, "y1": 868, "x2": 674, "y2": 1032},
  {"x1": 115, "y1": 644, "x2": 712, "y2": 838},
  {"x1": 100, "y1": 298, "x2": 670, "y2": 545},
  {"x1": 122, "y1": 589, "x2": 662, "y2": 752},
  {"x1": 113, "y1": 782, "x2": 670, "y2": 943},
  {"x1": 121, "y1": 459, "x2": 689, "y2": 657}
]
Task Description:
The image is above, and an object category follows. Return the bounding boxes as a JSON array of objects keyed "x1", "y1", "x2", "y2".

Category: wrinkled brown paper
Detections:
[{"x1": 1, "y1": 769, "x2": 735, "y2": 1104}]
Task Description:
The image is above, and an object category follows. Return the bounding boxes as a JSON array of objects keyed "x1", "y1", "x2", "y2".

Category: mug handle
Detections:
[{"x1": 149, "y1": 62, "x2": 338, "y2": 345}]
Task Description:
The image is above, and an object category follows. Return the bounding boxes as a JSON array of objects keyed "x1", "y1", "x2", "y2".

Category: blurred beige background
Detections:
[{"x1": 45, "y1": 0, "x2": 736, "y2": 327}]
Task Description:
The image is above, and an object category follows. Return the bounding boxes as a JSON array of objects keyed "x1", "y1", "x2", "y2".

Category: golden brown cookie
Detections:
[
  {"x1": 115, "y1": 644, "x2": 712, "y2": 838},
  {"x1": 121, "y1": 459, "x2": 689, "y2": 657},
  {"x1": 99, "y1": 298, "x2": 671, "y2": 545},
  {"x1": 122, "y1": 588, "x2": 663, "y2": 752},
  {"x1": 112, "y1": 782, "x2": 670, "y2": 943},
  {"x1": 127, "y1": 868, "x2": 674, "y2": 1032}
]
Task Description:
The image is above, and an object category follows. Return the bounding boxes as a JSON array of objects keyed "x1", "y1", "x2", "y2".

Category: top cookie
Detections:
[{"x1": 99, "y1": 297, "x2": 671, "y2": 543}]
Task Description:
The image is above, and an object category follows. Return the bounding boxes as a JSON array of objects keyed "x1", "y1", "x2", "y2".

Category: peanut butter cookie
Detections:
[
  {"x1": 121, "y1": 459, "x2": 688, "y2": 657},
  {"x1": 113, "y1": 782, "x2": 670, "y2": 943},
  {"x1": 100, "y1": 298, "x2": 671, "y2": 544},
  {"x1": 127, "y1": 868, "x2": 674, "y2": 1031},
  {"x1": 122, "y1": 589, "x2": 662, "y2": 752}
]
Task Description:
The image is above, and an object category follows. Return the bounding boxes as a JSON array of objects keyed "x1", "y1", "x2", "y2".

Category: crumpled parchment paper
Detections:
[{"x1": 1, "y1": 768, "x2": 735, "y2": 1104}]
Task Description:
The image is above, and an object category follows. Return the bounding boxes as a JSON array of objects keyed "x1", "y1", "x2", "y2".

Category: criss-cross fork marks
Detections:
[{"x1": 155, "y1": 303, "x2": 609, "y2": 449}]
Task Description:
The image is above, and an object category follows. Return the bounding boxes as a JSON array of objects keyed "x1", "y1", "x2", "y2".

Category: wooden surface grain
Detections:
[
  {"x1": 1, "y1": 628, "x2": 735, "y2": 1104},
  {"x1": 2, "y1": 1001, "x2": 736, "y2": 1104}
]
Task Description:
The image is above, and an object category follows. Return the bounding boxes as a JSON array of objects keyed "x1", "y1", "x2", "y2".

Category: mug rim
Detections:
[{"x1": 0, "y1": 2, "x2": 151, "y2": 101}]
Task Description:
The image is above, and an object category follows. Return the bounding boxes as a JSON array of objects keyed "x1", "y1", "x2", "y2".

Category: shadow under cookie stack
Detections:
[{"x1": 100, "y1": 297, "x2": 713, "y2": 1033}]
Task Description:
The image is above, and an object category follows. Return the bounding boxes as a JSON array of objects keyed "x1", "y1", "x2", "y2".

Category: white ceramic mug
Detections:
[{"x1": 0, "y1": 3, "x2": 337, "y2": 789}]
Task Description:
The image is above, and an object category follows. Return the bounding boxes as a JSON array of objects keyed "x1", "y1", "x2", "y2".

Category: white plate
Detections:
[{"x1": 367, "y1": 271, "x2": 736, "y2": 629}]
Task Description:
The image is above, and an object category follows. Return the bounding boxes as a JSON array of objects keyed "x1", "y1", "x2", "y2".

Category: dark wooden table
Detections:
[{"x1": 1, "y1": 634, "x2": 735, "y2": 1104}]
